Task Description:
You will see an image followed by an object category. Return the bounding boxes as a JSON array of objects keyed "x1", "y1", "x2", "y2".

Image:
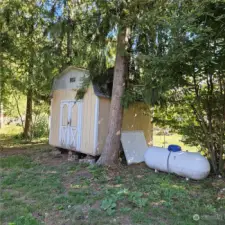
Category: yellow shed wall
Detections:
[
  {"x1": 80, "y1": 85, "x2": 97, "y2": 155},
  {"x1": 49, "y1": 89, "x2": 77, "y2": 147},
  {"x1": 122, "y1": 102, "x2": 153, "y2": 145},
  {"x1": 97, "y1": 98, "x2": 153, "y2": 154},
  {"x1": 49, "y1": 85, "x2": 97, "y2": 155},
  {"x1": 97, "y1": 98, "x2": 111, "y2": 154}
]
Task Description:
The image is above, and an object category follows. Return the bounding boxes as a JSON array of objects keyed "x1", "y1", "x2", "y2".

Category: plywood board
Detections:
[{"x1": 121, "y1": 131, "x2": 148, "y2": 165}]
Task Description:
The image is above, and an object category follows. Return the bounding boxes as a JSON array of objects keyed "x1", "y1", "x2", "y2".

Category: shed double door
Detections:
[{"x1": 59, "y1": 100, "x2": 83, "y2": 150}]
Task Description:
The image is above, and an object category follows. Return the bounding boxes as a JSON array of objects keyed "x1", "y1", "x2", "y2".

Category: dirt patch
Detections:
[
  {"x1": 212, "y1": 178, "x2": 225, "y2": 188},
  {"x1": 0, "y1": 144, "x2": 52, "y2": 157},
  {"x1": 150, "y1": 200, "x2": 166, "y2": 208},
  {"x1": 37, "y1": 152, "x2": 68, "y2": 166},
  {"x1": 32, "y1": 148, "x2": 73, "y2": 166},
  {"x1": 91, "y1": 200, "x2": 101, "y2": 209},
  {"x1": 32, "y1": 212, "x2": 44, "y2": 223},
  {"x1": 44, "y1": 211, "x2": 68, "y2": 225},
  {"x1": 212, "y1": 178, "x2": 225, "y2": 200},
  {"x1": 44, "y1": 205, "x2": 91, "y2": 225},
  {"x1": 0, "y1": 147, "x2": 33, "y2": 156},
  {"x1": 76, "y1": 170, "x2": 93, "y2": 179},
  {"x1": 117, "y1": 215, "x2": 132, "y2": 225}
]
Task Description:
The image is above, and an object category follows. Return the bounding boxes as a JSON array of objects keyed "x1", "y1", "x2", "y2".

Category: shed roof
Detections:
[
  {"x1": 58, "y1": 66, "x2": 89, "y2": 77},
  {"x1": 53, "y1": 66, "x2": 112, "y2": 99},
  {"x1": 93, "y1": 83, "x2": 112, "y2": 98}
]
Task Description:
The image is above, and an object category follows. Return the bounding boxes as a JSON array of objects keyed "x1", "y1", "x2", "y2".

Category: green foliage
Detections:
[
  {"x1": 75, "y1": 76, "x2": 91, "y2": 100},
  {"x1": 8, "y1": 214, "x2": 40, "y2": 225},
  {"x1": 119, "y1": 207, "x2": 131, "y2": 213},
  {"x1": 128, "y1": 192, "x2": 148, "y2": 208},
  {"x1": 3, "y1": 91, "x2": 26, "y2": 118},
  {"x1": 68, "y1": 190, "x2": 88, "y2": 204},
  {"x1": 101, "y1": 198, "x2": 117, "y2": 215},
  {"x1": 75, "y1": 88, "x2": 87, "y2": 100},
  {"x1": 31, "y1": 115, "x2": 49, "y2": 139},
  {"x1": 0, "y1": 155, "x2": 34, "y2": 169},
  {"x1": 1, "y1": 0, "x2": 91, "y2": 137},
  {"x1": 122, "y1": 87, "x2": 144, "y2": 108},
  {"x1": 1, "y1": 0, "x2": 57, "y2": 98},
  {"x1": 87, "y1": 164, "x2": 107, "y2": 181},
  {"x1": 140, "y1": 0, "x2": 225, "y2": 174}
]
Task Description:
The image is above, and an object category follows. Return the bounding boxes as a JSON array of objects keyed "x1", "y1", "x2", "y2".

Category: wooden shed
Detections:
[{"x1": 49, "y1": 66, "x2": 153, "y2": 156}]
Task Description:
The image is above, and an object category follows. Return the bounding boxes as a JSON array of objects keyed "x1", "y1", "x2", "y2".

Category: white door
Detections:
[{"x1": 59, "y1": 100, "x2": 83, "y2": 150}]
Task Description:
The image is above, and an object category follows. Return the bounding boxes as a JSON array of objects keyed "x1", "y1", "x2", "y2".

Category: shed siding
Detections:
[
  {"x1": 122, "y1": 103, "x2": 153, "y2": 145},
  {"x1": 98, "y1": 98, "x2": 153, "y2": 154},
  {"x1": 80, "y1": 85, "x2": 97, "y2": 155},
  {"x1": 53, "y1": 68, "x2": 88, "y2": 90},
  {"x1": 49, "y1": 85, "x2": 96, "y2": 155},
  {"x1": 49, "y1": 89, "x2": 77, "y2": 147},
  {"x1": 97, "y1": 98, "x2": 111, "y2": 154}
]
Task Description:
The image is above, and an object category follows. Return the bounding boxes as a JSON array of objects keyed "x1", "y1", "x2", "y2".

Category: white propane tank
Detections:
[{"x1": 144, "y1": 146, "x2": 210, "y2": 180}]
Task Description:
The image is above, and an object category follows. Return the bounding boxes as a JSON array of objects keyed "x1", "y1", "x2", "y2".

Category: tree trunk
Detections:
[
  {"x1": 0, "y1": 75, "x2": 4, "y2": 129},
  {"x1": 0, "y1": 103, "x2": 3, "y2": 129},
  {"x1": 97, "y1": 27, "x2": 129, "y2": 166},
  {"x1": 23, "y1": 87, "x2": 33, "y2": 139},
  {"x1": 13, "y1": 91, "x2": 24, "y2": 130},
  {"x1": 67, "y1": 22, "x2": 72, "y2": 64},
  {"x1": 66, "y1": 7, "x2": 73, "y2": 65}
]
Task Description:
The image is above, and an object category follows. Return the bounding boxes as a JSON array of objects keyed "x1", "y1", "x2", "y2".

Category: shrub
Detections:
[{"x1": 32, "y1": 115, "x2": 49, "y2": 138}]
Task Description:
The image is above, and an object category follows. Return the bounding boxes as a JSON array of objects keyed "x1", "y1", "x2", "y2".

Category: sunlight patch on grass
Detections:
[
  {"x1": 0, "y1": 125, "x2": 48, "y2": 148},
  {"x1": 0, "y1": 125, "x2": 23, "y2": 136},
  {"x1": 153, "y1": 133, "x2": 199, "y2": 152}
]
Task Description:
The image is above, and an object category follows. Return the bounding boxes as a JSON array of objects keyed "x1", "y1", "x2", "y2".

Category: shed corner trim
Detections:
[{"x1": 94, "y1": 96, "x2": 99, "y2": 154}]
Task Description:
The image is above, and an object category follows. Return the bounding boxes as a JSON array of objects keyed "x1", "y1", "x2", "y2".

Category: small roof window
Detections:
[{"x1": 70, "y1": 77, "x2": 76, "y2": 83}]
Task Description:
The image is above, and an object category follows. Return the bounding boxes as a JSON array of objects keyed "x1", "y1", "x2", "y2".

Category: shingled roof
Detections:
[
  {"x1": 92, "y1": 67, "x2": 114, "y2": 98},
  {"x1": 93, "y1": 82, "x2": 112, "y2": 98}
]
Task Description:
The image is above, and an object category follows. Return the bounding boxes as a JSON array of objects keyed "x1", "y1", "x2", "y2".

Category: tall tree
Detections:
[
  {"x1": 47, "y1": 0, "x2": 90, "y2": 69},
  {"x1": 84, "y1": 0, "x2": 159, "y2": 165},
  {"x1": 97, "y1": 26, "x2": 130, "y2": 165},
  {"x1": 1, "y1": 0, "x2": 55, "y2": 138}
]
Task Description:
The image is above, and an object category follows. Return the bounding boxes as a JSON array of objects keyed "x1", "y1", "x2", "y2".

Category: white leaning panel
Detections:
[{"x1": 121, "y1": 131, "x2": 148, "y2": 165}]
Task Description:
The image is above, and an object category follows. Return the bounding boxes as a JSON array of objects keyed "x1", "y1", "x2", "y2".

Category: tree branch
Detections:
[{"x1": 12, "y1": 91, "x2": 24, "y2": 131}]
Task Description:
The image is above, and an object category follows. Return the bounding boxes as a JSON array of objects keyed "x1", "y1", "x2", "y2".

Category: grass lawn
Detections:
[
  {"x1": 0, "y1": 126, "x2": 224, "y2": 225},
  {"x1": 0, "y1": 125, "x2": 48, "y2": 148},
  {"x1": 153, "y1": 133, "x2": 198, "y2": 152}
]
